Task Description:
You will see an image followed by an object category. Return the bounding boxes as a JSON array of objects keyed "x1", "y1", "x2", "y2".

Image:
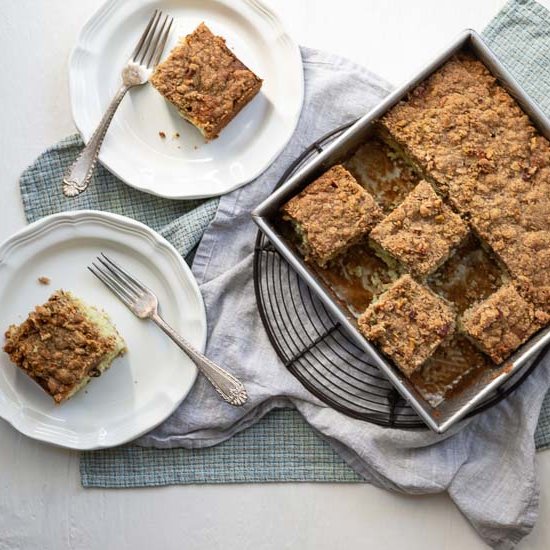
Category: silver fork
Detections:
[
  {"x1": 89, "y1": 254, "x2": 248, "y2": 407},
  {"x1": 63, "y1": 10, "x2": 173, "y2": 198}
]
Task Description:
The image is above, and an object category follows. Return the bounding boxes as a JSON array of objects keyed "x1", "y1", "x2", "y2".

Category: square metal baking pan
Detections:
[{"x1": 252, "y1": 29, "x2": 550, "y2": 433}]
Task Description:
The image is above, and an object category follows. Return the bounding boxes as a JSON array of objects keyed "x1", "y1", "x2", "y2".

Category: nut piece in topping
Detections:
[
  {"x1": 370, "y1": 180, "x2": 469, "y2": 278},
  {"x1": 460, "y1": 284, "x2": 548, "y2": 364},
  {"x1": 38, "y1": 276, "x2": 51, "y2": 285},
  {"x1": 3, "y1": 290, "x2": 126, "y2": 403},
  {"x1": 150, "y1": 22, "x2": 262, "y2": 140},
  {"x1": 358, "y1": 275, "x2": 455, "y2": 377},
  {"x1": 281, "y1": 165, "x2": 384, "y2": 267}
]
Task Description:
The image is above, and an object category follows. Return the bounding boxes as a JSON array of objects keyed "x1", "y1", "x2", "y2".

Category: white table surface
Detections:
[{"x1": 1, "y1": 1, "x2": 549, "y2": 548}]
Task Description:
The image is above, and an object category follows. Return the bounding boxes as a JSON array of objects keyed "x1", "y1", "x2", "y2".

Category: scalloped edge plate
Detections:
[
  {"x1": 0, "y1": 211, "x2": 206, "y2": 449},
  {"x1": 69, "y1": 0, "x2": 304, "y2": 199}
]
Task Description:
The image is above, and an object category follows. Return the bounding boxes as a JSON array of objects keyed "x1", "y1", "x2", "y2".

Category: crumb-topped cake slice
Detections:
[
  {"x1": 281, "y1": 165, "x2": 383, "y2": 267},
  {"x1": 358, "y1": 275, "x2": 455, "y2": 377},
  {"x1": 150, "y1": 22, "x2": 263, "y2": 140},
  {"x1": 460, "y1": 284, "x2": 548, "y2": 364},
  {"x1": 3, "y1": 290, "x2": 126, "y2": 403},
  {"x1": 370, "y1": 180, "x2": 469, "y2": 278}
]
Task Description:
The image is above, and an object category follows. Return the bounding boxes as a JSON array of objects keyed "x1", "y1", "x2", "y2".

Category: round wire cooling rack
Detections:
[{"x1": 253, "y1": 121, "x2": 547, "y2": 429}]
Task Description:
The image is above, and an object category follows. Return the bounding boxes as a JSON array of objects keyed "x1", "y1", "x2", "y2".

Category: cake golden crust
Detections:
[
  {"x1": 3, "y1": 291, "x2": 126, "y2": 403},
  {"x1": 150, "y1": 22, "x2": 262, "y2": 140},
  {"x1": 358, "y1": 275, "x2": 455, "y2": 377},
  {"x1": 460, "y1": 284, "x2": 548, "y2": 364},
  {"x1": 281, "y1": 165, "x2": 383, "y2": 266},
  {"x1": 370, "y1": 180, "x2": 469, "y2": 278}
]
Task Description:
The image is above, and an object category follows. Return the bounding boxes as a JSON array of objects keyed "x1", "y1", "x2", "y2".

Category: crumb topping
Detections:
[
  {"x1": 281, "y1": 165, "x2": 383, "y2": 266},
  {"x1": 150, "y1": 23, "x2": 262, "y2": 140},
  {"x1": 380, "y1": 54, "x2": 537, "y2": 204},
  {"x1": 460, "y1": 284, "x2": 548, "y2": 363},
  {"x1": 3, "y1": 291, "x2": 124, "y2": 403},
  {"x1": 358, "y1": 275, "x2": 455, "y2": 376},
  {"x1": 380, "y1": 52, "x2": 550, "y2": 312},
  {"x1": 370, "y1": 180, "x2": 469, "y2": 277}
]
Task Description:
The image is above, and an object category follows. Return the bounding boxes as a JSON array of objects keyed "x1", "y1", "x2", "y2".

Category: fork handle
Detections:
[
  {"x1": 151, "y1": 313, "x2": 248, "y2": 407},
  {"x1": 62, "y1": 84, "x2": 130, "y2": 198}
]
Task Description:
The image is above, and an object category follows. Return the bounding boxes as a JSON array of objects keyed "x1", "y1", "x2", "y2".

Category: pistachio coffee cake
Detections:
[
  {"x1": 379, "y1": 51, "x2": 550, "y2": 313},
  {"x1": 3, "y1": 290, "x2": 126, "y2": 403},
  {"x1": 281, "y1": 165, "x2": 383, "y2": 266},
  {"x1": 150, "y1": 22, "x2": 263, "y2": 140},
  {"x1": 460, "y1": 284, "x2": 548, "y2": 364},
  {"x1": 358, "y1": 275, "x2": 455, "y2": 376},
  {"x1": 369, "y1": 180, "x2": 468, "y2": 279},
  {"x1": 279, "y1": 49, "x2": 550, "y2": 385}
]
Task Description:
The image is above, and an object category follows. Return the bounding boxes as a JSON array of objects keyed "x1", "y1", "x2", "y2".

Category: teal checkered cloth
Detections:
[
  {"x1": 80, "y1": 409, "x2": 362, "y2": 486},
  {"x1": 20, "y1": 134, "x2": 219, "y2": 260},
  {"x1": 18, "y1": 0, "x2": 550, "y2": 493}
]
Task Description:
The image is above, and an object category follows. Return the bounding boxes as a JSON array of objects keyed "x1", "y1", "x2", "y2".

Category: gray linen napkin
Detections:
[{"x1": 134, "y1": 46, "x2": 550, "y2": 549}]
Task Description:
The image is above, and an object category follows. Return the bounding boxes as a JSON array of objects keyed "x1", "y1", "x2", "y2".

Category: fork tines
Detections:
[
  {"x1": 88, "y1": 253, "x2": 146, "y2": 308},
  {"x1": 132, "y1": 9, "x2": 174, "y2": 69}
]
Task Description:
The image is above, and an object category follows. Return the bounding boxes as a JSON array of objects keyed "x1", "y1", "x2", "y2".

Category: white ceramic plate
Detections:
[
  {"x1": 69, "y1": 0, "x2": 304, "y2": 200},
  {"x1": 0, "y1": 211, "x2": 206, "y2": 450}
]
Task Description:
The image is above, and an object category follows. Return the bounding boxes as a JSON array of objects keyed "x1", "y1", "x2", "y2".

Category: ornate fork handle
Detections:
[
  {"x1": 63, "y1": 84, "x2": 130, "y2": 197},
  {"x1": 152, "y1": 313, "x2": 248, "y2": 406}
]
